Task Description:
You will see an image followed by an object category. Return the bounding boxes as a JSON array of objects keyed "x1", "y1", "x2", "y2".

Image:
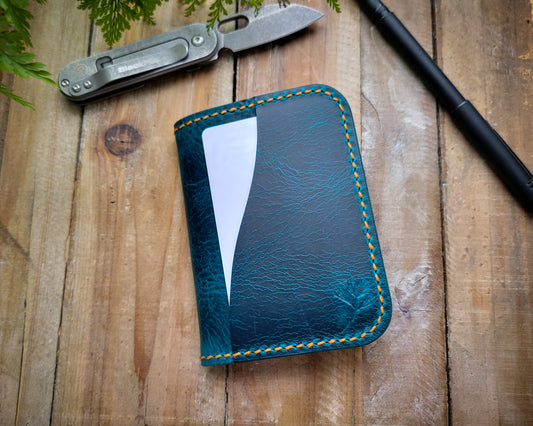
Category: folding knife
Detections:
[{"x1": 58, "y1": 4, "x2": 323, "y2": 103}]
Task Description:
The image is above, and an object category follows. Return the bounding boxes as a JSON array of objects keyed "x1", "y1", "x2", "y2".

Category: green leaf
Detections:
[
  {"x1": 326, "y1": 0, "x2": 340, "y2": 13},
  {"x1": 0, "y1": 81, "x2": 35, "y2": 109},
  {"x1": 78, "y1": 0, "x2": 169, "y2": 46},
  {"x1": 183, "y1": 0, "x2": 205, "y2": 18},
  {"x1": 0, "y1": 0, "x2": 54, "y2": 108},
  {"x1": 0, "y1": 0, "x2": 34, "y2": 46}
]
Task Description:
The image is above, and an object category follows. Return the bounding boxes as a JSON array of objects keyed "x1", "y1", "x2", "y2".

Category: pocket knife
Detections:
[{"x1": 58, "y1": 4, "x2": 323, "y2": 103}]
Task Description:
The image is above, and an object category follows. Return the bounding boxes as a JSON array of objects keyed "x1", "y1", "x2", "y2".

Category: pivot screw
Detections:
[
  {"x1": 83, "y1": 80, "x2": 93, "y2": 89},
  {"x1": 192, "y1": 35, "x2": 204, "y2": 46},
  {"x1": 72, "y1": 84, "x2": 81, "y2": 93},
  {"x1": 60, "y1": 79, "x2": 70, "y2": 87}
]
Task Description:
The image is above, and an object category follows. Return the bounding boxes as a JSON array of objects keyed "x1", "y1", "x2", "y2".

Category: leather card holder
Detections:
[{"x1": 174, "y1": 84, "x2": 392, "y2": 365}]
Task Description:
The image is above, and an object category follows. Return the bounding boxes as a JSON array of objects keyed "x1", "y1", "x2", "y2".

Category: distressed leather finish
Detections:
[
  {"x1": 175, "y1": 85, "x2": 391, "y2": 365},
  {"x1": 176, "y1": 103, "x2": 255, "y2": 365}
]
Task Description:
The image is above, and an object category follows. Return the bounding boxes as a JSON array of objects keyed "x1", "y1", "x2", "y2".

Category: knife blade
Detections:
[{"x1": 58, "y1": 4, "x2": 323, "y2": 104}]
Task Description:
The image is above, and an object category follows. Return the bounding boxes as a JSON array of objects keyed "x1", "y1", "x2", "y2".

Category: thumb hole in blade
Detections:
[{"x1": 218, "y1": 16, "x2": 249, "y2": 33}]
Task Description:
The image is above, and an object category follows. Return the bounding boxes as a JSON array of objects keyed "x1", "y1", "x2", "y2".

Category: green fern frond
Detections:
[
  {"x1": 77, "y1": 0, "x2": 169, "y2": 46},
  {"x1": 0, "y1": 81, "x2": 34, "y2": 108},
  {"x1": 0, "y1": 0, "x2": 55, "y2": 108},
  {"x1": 326, "y1": 0, "x2": 340, "y2": 13}
]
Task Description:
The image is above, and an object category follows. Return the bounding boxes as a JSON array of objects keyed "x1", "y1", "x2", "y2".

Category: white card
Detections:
[{"x1": 202, "y1": 117, "x2": 258, "y2": 303}]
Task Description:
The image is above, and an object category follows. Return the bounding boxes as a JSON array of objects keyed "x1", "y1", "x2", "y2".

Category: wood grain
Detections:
[
  {"x1": 0, "y1": 0, "x2": 531, "y2": 423},
  {"x1": 359, "y1": 0, "x2": 448, "y2": 423},
  {"x1": 437, "y1": 0, "x2": 533, "y2": 423},
  {"x1": 0, "y1": 1, "x2": 90, "y2": 423},
  {"x1": 50, "y1": 1, "x2": 235, "y2": 423}
]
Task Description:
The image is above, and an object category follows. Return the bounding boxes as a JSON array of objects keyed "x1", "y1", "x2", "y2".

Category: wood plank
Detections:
[
  {"x1": 0, "y1": 0, "x2": 90, "y2": 423},
  {"x1": 229, "y1": 0, "x2": 361, "y2": 423},
  {"x1": 437, "y1": 0, "x2": 533, "y2": 423},
  {"x1": 51, "y1": 2, "x2": 234, "y2": 423},
  {"x1": 357, "y1": 0, "x2": 448, "y2": 423},
  {"x1": 0, "y1": 71, "x2": 12, "y2": 170},
  {"x1": 0, "y1": 68, "x2": 17, "y2": 424},
  {"x1": 228, "y1": 0, "x2": 447, "y2": 424}
]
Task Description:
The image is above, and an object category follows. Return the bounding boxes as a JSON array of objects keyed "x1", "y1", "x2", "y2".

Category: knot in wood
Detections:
[{"x1": 105, "y1": 124, "x2": 140, "y2": 156}]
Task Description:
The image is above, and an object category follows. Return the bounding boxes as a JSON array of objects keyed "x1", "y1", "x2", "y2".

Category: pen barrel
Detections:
[{"x1": 451, "y1": 102, "x2": 533, "y2": 211}]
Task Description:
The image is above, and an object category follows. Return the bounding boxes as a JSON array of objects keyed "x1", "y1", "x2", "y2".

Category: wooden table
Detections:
[{"x1": 1, "y1": 0, "x2": 532, "y2": 424}]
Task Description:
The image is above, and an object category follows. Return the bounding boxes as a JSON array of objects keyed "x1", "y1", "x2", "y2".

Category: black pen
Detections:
[{"x1": 355, "y1": 0, "x2": 533, "y2": 212}]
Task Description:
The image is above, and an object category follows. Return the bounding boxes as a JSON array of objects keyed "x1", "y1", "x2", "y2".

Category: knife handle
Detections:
[{"x1": 58, "y1": 23, "x2": 218, "y2": 103}]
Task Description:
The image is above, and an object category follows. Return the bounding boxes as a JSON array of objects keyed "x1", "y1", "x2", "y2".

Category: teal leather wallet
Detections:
[{"x1": 174, "y1": 84, "x2": 391, "y2": 365}]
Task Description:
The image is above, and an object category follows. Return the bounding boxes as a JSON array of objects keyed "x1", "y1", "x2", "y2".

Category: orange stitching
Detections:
[{"x1": 175, "y1": 88, "x2": 386, "y2": 363}]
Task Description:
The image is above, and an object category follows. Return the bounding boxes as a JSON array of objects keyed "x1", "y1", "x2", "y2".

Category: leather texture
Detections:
[
  {"x1": 175, "y1": 85, "x2": 391, "y2": 365},
  {"x1": 176, "y1": 104, "x2": 256, "y2": 365}
]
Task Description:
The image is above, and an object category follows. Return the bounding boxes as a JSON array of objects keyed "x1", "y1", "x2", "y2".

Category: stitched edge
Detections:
[{"x1": 175, "y1": 88, "x2": 385, "y2": 363}]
